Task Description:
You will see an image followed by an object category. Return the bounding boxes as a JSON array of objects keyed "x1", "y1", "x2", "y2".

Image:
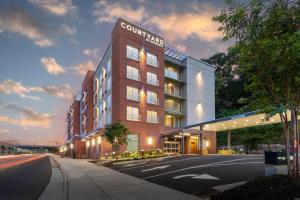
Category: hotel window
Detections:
[
  {"x1": 107, "y1": 94, "x2": 112, "y2": 109},
  {"x1": 147, "y1": 91, "x2": 158, "y2": 105},
  {"x1": 127, "y1": 106, "x2": 140, "y2": 121},
  {"x1": 99, "y1": 88, "x2": 103, "y2": 99},
  {"x1": 107, "y1": 58, "x2": 112, "y2": 74},
  {"x1": 127, "y1": 86, "x2": 139, "y2": 101},
  {"x1": 107, "y1": 112, "x2": 112, "y2": 124},
  {"x1": 102, "y1": 100, "x2": 106, "y2": 111},
  {"x1": 94, "y1": 78, "x2": 99, "y2": 92},
  {"x1": 107, "y1": 76, "x2": 112, "y2": 91},
  {"x1": 147, "y1": 72, "x2": 159, "y2": 86},
  {"x1": 95, "y1": 107, "x2": 99, "y2": 119},
  {"x1": 146, "y1": 53, "x2": 158, "y2": 67},
  {"x1": 147, "y1": 110, "x2": 158, "y2": 123},
  {"x1": 126, "y1": 45, "x2": 139, "y2": 61},
  {"x1": 127, "y1": 65, "x2": 140, "y2": 81}
]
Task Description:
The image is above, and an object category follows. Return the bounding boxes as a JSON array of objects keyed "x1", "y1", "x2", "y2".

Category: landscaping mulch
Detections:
[{"x1": 211, "y1": 175, "x2": 300, "y2": 200}]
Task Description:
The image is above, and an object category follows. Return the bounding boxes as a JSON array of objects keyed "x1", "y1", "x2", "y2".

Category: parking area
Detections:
[{"x1": 108, "y1": 154, "x2": 264, "y2": 196}]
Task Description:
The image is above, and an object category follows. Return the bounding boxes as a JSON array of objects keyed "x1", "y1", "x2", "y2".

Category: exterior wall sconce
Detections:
[
  {"x1": 86, "y1": 140, "x2": 90, "y2": 148},
  {"x1": 97, "y1": 136, "x2": 101, "y2": 144},
  {"x1": 92, "y1": 138, "x2": 95, "y2": 146},
  {"x1": 70, "y1": 144, "x2": 74, "y2": 149},
  {"x1": 147, "y1": 136, "x2": 153, "y2": 146}
]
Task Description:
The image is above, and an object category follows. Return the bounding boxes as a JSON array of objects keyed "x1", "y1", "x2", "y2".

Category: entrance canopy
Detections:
[{"x1": 185, "y1": 110, "x2": 297, "y2": 132}]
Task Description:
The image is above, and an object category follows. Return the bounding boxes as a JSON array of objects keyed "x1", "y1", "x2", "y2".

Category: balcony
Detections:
[
  {"x1": 164, "y1": 90, "x2": 184, "y2": 99},
  {"x1": 165, "y1": 106, "x2": 183, "y2": 115},
  {"x1": 165, "y1": 69, "x2": 184, "y2": 82}
]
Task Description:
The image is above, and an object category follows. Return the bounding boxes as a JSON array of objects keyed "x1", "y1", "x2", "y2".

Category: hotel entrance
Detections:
[{"x1": 162, "y1": 130, "x2": 216, "y2": 154}]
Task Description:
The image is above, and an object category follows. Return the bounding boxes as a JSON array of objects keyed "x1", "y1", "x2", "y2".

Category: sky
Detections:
[{"x1": 0, "y1": 0, "x2": 232, "y2": 146}]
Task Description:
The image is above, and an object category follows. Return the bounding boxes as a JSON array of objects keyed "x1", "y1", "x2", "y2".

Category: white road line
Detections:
[
  {"x1": 141, "y1": 165, "x2": 170, "y2": 172},
  {"x1": 173, "y1": 174, "x2": 219, "y2": 180},
  {"x1": 142, "y1": 159, "x2": 263, "y2": 179},
  {"x1": 119, "y1": 155, "x2": 261, "y2": 171},
  {"x1": 123, "y1": 162, "x2": 147, "y2": 167}
]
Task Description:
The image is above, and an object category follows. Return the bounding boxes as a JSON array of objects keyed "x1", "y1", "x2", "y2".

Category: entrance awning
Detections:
[{"x1": 185, "y1": 110, "x2": 298, "y2": 132}]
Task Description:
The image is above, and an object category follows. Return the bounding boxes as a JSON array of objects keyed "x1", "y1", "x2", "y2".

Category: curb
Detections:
[{"x1": 39, "y1": 155, "x2": 68, "y2": 200}]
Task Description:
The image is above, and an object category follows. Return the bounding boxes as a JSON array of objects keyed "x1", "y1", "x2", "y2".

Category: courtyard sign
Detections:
[{"x1": 120, "y1": 21, "x2": 164, "y2": 48}]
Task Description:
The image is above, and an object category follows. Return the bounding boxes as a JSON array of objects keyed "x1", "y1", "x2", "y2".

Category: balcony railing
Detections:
[
  {"x1": 164, "y1": 90, "x2": 183, "y2": 98},
  {"x1": 165, "y1": 107, "x2": 182, "y2": 114},
  {"x1": 165, "y1": 70, "x2": 182, "y2": 81}
]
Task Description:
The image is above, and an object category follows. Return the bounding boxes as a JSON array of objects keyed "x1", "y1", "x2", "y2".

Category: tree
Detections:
[
  {"x1": 202, "y1": 52, "x2": 251, "y2": 118},
  {"x1": 103, "y1": 122, "x2": 132, "y2": 160},
  {"x1": 214, "y1": 0, "x2": 300, "y2": 177}
]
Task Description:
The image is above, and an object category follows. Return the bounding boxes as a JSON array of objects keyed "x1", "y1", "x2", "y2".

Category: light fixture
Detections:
[
  {"x1": 92, "y1": 138, "x2": 95, "y2": 146},
  {"x1": 86, "y1": 140, "x2": 90, "y2": 147},
  {"x1": 147, "y1": 136, "x2": 153, "y2": 145},
  {"x1": 70, "y1": 144, "x2": 74, "y2": 149},
  {"x1": 97, "y1": 136, "x2": 101, "y2": 144},
  {"x1": 64, "y1": 146, "x2": 67, "y2": 151},
  {"x1": 206, "y1": 140, "x2": 209, "y2": 147}
]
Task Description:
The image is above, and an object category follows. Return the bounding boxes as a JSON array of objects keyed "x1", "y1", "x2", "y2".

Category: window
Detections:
[
  {"x1": 94, "y1": 78, "x2": 99, "y2": 92},
  {"x1": 107, "y1": 112, "x2": 112, "y2": 124},
  {"x1": 127, "y1": 134, "x2": 139, "y2": 152},
  {"x1": 99, "y1": 88, "x2": 103, "y2": 99},
  {"x1": 107, "y1": 76, "x2": 112, "y2": 91},
  {"x1": 147, "y1": 72, "x2": 159, "y2": 86},
  {"x1": 165, "y1": 68, "x2": 179, "y2": 80},
  {"x1": 127, "y1": 65, "x2": 140, "y2": 81},
  {"x1": 107, "y1": 58, "x2": 112, "y2": 73},
  {"x1": 107, "y1": 94, "x2": 112, "y2": 109},
  {"x1": 147, "y1": 110, "x2": 158, "y2": 123},
  {"x1": 146, "y1": 53, "x2": 158, "y2": 67},
  {"x1": 127, "y1": 106, "x2": 140, "y2": 121},
  {"x1": 102, "y1": 100, "x2": 106, "y2": 111},
  {"x1": 126, "y1": 45, "x2": 139, "y2": 61},
  {"x1": 127, "y1": 86, "x2": 139, "y2": 101},
  {"x1": 147, "y1": 91, "x2": 158, "y2": 105}
]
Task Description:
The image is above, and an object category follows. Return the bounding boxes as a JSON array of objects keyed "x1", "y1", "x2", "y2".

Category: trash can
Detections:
[{"x1": 264, "y1": 151, "x2": 288, "y2": 176}]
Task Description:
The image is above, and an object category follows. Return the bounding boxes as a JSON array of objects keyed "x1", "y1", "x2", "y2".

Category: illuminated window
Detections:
[
  {"x1": 127, "y1": 106, "x2": 140, "y2": 121},
  {"x1": 146, "y1": 52, "x2": 158, "y2": 67},
  {"x1": 147, "y1": 72, "x2": 159, "y2": 86},
  {"x1": 126, "y1": 45, "x2": 139, "y2": 61},
  {"x1": 107, "y1": 76, "x2": 112, "y2": 91},
  {"x1": 127, "y1": 86, "x2": 139, "y2": 101},
  {"x1": 107, "y1": 94, "x2": 112, "y2": 109},
  {"x1": 147, "y1": 91, "x2": 158, "y2": 105},
  {"x1": 107, "y1": 58, "x2": 112, "y2": 73},
  {"x1": 107, "y1": 112, "x2": 112, "y2": 124},
  {"x1": 126, "y1": 65, "x2": 139, "y2": 81},
  {"x1": 147, "y1": 110, "x2": 158, "y2": 123}
]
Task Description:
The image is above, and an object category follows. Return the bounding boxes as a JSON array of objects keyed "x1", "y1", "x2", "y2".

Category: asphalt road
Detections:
[
  {"x1": 0, "y1": 155, "x2": 52, "y2": 200},
  {"x1": 109, "y1": 154, "x2": 264, "y2": 195}
]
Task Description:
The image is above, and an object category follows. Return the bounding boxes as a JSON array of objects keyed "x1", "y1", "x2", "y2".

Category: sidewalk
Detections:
[{"x1": 44, "y1": 155, "x2": 201, "y2": 200}]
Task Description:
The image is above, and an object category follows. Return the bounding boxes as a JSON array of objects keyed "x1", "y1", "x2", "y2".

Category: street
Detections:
[
  {"x1": 0, "y1": 155, "x2": 52, "y2": 200},
  {"x1": 109, "y1": 154, "x2": 264, "y2": 195}
]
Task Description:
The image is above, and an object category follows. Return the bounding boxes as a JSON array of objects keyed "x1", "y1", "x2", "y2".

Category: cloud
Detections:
[
  {"x1": 0, "y1": 79, "x2": 41, "y2": 100},
  {"x1": 62, "y1": 24, "x2": 77, "y2": 35},
  {"x1": 0, "y1": 4, "x2": 54, "y2": 47},
  {"x1": 174, "y1": 43, "x2": 187, "y2": 52},
  {"x1": 82, "y1": 48, "x2": 99, "y2": 58},
  {"x1": 29, "y1": 84, "x2": 73, "y2": 100},
  {"x1": 71, "y1": 61, "x2": 96, "y2": 76},
  {"x1": 147, "y1": 12, "x2": 222, "y2": 43},
  {"x1": 0, "y1": 79, "x2": 73, "y2": 100},
  {"x1": 93, "y1": 1, "x2": 222, "y2": 47},
  {"x1": 28, "y1": 0, "x2": 77, "y2": 16},
  {"x1": 41, "y1": 57, "x2": 65, "y2": 75},
  {"x1": 94, "y1": 0, "x2": 145, "y2": 24},
  {"x1": 0, "y1": 103, "x2": 53, "y2": 128},
  {"x1": 0, "y1": 128, "x2": 9, "y2": 134}
]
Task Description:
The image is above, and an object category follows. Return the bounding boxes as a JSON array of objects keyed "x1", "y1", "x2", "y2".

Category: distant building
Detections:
[{"x1": 65, "y1": 18, "x2": 216, "y2": 159}]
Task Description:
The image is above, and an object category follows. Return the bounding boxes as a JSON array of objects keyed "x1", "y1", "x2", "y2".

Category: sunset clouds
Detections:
[{"x1": 41, "y1": 57, "x2": 65, "y2": 75}]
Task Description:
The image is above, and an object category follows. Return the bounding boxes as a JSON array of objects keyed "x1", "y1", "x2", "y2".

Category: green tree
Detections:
[
  {"x1": 202, "y1": 52, "x2": 250, "y2": 118},
  {"x1": 103, "y1": 122, "x2": 132, "y2": 160},
  {"x1": 214, "y1": 0, "x2": 300, "y2": 177}
]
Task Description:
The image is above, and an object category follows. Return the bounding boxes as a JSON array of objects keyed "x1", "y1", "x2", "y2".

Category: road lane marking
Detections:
[
  {"x1": 142, "y1": 159, "x2": 262, "y2": 179},
  {"x1": 119, "y1": 155, "x2": 260, "y2": 171},
  {"x1": 141, "y1": 165, "x2": 170, "y2": 172},
  {"x1": 173, "y1": 174, "x2": 219, "y2": 180},
  {"x1": 123, "y1": 162, "x2": 147, "y2": 167}
]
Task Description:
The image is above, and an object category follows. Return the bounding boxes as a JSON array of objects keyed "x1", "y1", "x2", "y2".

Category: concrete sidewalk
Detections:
[{"x1": 43, "y1": 155, "x2": 200, "y2": 200}]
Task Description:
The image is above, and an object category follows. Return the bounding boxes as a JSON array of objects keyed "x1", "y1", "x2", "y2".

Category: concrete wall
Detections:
[{"x1": 184, "y1": 57, "x2": 215, "y2": 126}]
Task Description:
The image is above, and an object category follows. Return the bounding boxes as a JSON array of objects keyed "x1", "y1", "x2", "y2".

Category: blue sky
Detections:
[{"x1": 0, "y1": 0, "x2": 231, "y2": 146}]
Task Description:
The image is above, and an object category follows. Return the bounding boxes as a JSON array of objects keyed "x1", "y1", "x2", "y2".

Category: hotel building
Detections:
[{"x1": 65, "y1": 18, "x2": 216, "y2": 158}]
